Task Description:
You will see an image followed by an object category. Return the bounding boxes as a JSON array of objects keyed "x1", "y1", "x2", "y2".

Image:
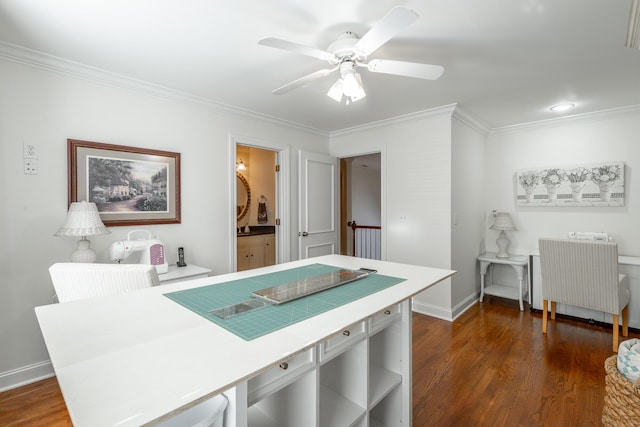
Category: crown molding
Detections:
[
  {"x1": 330, "y1": 103, "x2": 458, "y2": 137},
  {"x1": 451, "y1": 106, "x2": 490, "y2": 135},
  {"x1": 489, "y1": 104, "x2": 640, "y2": 134},
  {"x1": 330, "y1": 103, "x2": 490, "y2": 137},
  {"x1": 0, "y1": 41, "x2": 328, "y2": 137}
]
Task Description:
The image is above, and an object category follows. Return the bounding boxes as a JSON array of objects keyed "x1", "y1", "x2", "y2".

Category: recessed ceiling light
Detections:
[{"x1": 550, "y1": 103, "x2": 576, "y2": 112}]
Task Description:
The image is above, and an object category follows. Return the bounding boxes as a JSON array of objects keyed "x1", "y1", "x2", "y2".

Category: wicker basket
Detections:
[{"x1": 602, "y1": 355, "x2": 640, "y2": 426}]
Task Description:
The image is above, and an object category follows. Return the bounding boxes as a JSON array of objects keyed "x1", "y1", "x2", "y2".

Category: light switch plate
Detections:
[{"x1": 23, "y1": 142, "x2": 38, "y2": 159}]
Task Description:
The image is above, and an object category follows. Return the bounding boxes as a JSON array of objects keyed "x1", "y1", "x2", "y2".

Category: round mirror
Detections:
[{"x1": 237, "y1": 172, "x2": 251, "y2": 221}]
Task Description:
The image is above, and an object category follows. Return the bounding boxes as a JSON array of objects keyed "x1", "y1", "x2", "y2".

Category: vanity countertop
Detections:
[{"x1": 237, "y1": 225, "x2": 275, "y2": 237}]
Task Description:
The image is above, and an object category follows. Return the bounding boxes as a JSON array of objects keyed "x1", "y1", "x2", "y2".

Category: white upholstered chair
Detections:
[
  {"x1": 48, "y1": 262, "x2": 160, "y2": 302},
  {"x1": 539, "y1": 238, "x2": 630, "y2": 352}
]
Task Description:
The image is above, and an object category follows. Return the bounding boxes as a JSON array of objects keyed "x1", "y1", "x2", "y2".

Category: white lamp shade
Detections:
[
  {"x1": 55, "y1": 201, "x2": 110, "y2": 263},
  {"x1": 348, "y1": 73, "x2": 366, "y2": 102},
  {"x1": 489, "y1": 212, "x2": 516, "y2": 231},
  {"x1": 55, "y1": 201, "x2": 110, "y2": 237},
  {"x1": 490, "y1": 212, "x2": 515, "y2": 258},
  {"x1": 327, "y1": 78, "x2": 344, "y2": 102},
  {"x1": 342, "y1": 72, "x2": 360, "y2": 97}
]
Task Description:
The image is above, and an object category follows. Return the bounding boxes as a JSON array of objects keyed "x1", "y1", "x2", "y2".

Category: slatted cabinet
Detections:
[{"x1": 238, "y1": 300, "x2": 410, "y2": 427}]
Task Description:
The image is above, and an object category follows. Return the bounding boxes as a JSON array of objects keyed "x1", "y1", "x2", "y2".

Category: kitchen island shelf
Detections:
[{"x1": 35, "y1": 255, "x2": 454, "y2": 426}]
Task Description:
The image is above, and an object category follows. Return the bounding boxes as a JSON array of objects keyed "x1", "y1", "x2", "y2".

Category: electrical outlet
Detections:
[
  {"x1": 23, "y1": 142, "x2": 38, "y2": 159},
  {"x1": 24, "y1": 159, "x2": 38, "y2": 175}
]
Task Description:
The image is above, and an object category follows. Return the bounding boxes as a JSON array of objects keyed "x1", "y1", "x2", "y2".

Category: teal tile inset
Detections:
[{"x1": 163, "y1": 264, "x2": 405, "y2": 340}]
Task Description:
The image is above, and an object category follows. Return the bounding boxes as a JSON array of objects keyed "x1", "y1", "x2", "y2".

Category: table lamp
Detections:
[
  {"x1": 490, "y1": 212, "x2": 516, "y2": 258},
  {"x1": 54, "y1": 201, "x2": 110, "y2": 263}
]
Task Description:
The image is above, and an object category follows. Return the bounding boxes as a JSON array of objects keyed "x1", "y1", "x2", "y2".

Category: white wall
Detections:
[
  {"x1": 330, "y1": 109, "x2": 454, "y2": 317},
  {"x1": 485, "y1": 109, "x2": 640, "y2": 258},
  {"x1": 0, "y1": 59, "x2": 328, "y2": 389},
  {"x1": 450, "y1": 116, "x2": 486, "y2": 314}
]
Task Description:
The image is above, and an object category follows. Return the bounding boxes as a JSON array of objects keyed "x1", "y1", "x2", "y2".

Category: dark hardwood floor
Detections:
[
  {"x1": 0, "y1": 375, "x2": 72, "y2": 426},
  {"x1": 413, "y1": 296, "x2": 636, "y2": 427},
  {"x1": 0, "y1": 296, "x2": 633, "y2": 426}
]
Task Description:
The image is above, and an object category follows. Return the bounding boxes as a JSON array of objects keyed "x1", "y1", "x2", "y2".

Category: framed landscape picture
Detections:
[
  {"x1": 516, "y1": 161, "x2": 624, "y2": 207},
  {"x1": 68, "y1": 139, "x2": 181, "y2": 226}
]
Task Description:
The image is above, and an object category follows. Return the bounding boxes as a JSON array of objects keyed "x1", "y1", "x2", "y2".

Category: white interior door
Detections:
[{"x1": 298, "y1": 150, "x2": 338, "y2": 259}]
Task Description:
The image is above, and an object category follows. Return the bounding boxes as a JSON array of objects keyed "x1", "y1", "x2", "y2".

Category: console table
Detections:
[
  {"x1": 35, "y1": 254, "x2": 454, "y2": 427},
  {"x1": 158, "y1": 264, "x2": 211, "y2": 284},
  {"x1": 478, "y1": 252, "x2": 529, "y2": 311}
]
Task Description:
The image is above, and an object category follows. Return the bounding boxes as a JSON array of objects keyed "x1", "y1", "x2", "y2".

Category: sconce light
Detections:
[
  {"x1": 236, "y1": 159, "x2": 247, "y2": 171},
  {"x1": 489, "y1": 212, "x2": 516, "y2": 258},
  {"x1": 54, "y1": 201, "x2": 110, "y2": 263}
]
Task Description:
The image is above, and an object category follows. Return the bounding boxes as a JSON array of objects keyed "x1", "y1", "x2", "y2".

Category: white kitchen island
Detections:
[{"x1": 35, "y1": 255, "x2": 454, "y2": 427}]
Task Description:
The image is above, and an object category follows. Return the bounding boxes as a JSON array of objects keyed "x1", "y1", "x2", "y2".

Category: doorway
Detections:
[
  {"x1": 235, "y1": 145, "x2": 278, "y2": 271},
  {"x1": 340, "y1": 153, "x2": 382, "y2": 259}
]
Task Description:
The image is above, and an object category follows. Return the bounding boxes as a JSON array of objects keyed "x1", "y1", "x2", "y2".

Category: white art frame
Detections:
[{"x1": 516, "y1": 161, "x2": 625, "y2": 207}]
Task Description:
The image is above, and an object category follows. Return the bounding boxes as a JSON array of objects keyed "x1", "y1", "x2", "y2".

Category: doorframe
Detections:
[
  {"x1": 229, "y1": 134, "x2": 291, "y2": 272},
  {"x1": 331, "y1": 145, "x2": 387, "y2": 260}
]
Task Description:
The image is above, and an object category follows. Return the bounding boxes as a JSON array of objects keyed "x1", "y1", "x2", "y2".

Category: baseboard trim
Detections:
[
  {"x1": 411, "y1": 299, "x2": 453, "y2": 321},
  {"x1": 411, "y1": 294, "x2": 478, "y2": 323},
  {"x1": 529, "y1": 307, "x2": 640, "y2": 334},
  {"x1": 0, "y1": 360, "x2": 55, "y2": 392},
  {"x1": 451, "y1": 294, "x2": 479, "y2": 321}
]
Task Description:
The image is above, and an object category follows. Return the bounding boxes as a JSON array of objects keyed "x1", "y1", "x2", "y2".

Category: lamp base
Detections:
[
  {"x1": 495, "y1": 231, "x2": 510, "y2": 258},
  {"x1": 70, "y1": 237, "x2": 96, "y2": 263}
]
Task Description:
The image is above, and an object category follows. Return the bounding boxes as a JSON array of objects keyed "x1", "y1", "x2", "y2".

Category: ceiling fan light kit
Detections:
[
  {"x1": 326, "y1": 61, "x2": 366, "y2": 104},
  {"x1": 258, "y1": 6, "x2": 444, "y2": 104},
  {"x1": 326, "y1": 79, "x2": 344, "y2": 102},
  {"x1": 344, "y1": 72, "x2": 366, "y2": 100}
]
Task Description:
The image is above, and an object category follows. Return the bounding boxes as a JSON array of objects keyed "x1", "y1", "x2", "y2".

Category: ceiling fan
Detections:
[{"x1": 258, "y1": 6, "x2": 444, "y2": 104}]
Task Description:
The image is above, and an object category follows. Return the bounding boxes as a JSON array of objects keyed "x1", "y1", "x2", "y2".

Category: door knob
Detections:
[{"x1": 299, "y1": 231, "x2": 309, "y2": 237}]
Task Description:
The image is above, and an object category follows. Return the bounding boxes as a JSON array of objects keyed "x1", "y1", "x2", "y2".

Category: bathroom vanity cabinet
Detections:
[{"x1": 237, "y1": 234, "x2": 275, "y2": 271}]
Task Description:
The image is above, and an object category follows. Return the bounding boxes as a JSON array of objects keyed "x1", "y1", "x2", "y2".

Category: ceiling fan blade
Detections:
[
  {"x1": 272, "y1": 67, "x2": 338, "y2": 94},
  {"x1": 259, "y1": 37, "x2": 334, "y2": 61},
  {"x1": 366, "y1": 59, "x2": 444, "y2": 80},
  {"x1": 354, "y1": 7, "x2": 419, "y2": 56}
]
